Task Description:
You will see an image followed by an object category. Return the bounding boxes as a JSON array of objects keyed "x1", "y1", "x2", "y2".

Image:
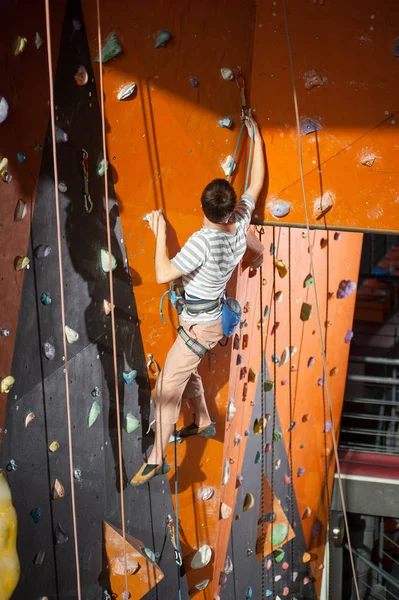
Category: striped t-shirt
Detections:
[{"x1": 171, "y1": 193, "x2": 255, "y2": 323}]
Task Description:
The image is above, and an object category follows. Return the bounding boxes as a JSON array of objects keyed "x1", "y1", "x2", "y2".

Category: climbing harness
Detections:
[
  {"x1": 282, "y1": 1, "x2": 360, "y2": 597},
  {"x1": 177, "y1": 326, "x2": 208, "y2": 359},
  {"x1": 81, "y1": 149, "x2": 93, "y2": 213}
]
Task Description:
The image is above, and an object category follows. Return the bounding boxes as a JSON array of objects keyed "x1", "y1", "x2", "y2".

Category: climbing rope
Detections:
[
  {"x1": 259, "y1": 229, "x2": 266, "y2": 599},
  {"x1": 95, "y1": 0, "x2": 129, "y2": 596},
  {"x1": 44, "y1": 1, "x2": 82, "y2": 598},
  {"x1": 288, "y1": 230, "x2": 295, "y2": 598},
  {"x1": 282, "y1": 1, "x2": 360, "y2": 597},
  {"x1": 271, "y1": 226, "x2": 277, "y2": 595},
  {"x1": 173, "y1": 426, "x2": 183, "y2": 600}
]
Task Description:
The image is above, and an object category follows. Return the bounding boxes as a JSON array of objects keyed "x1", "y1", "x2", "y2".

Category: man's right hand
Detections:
[
  {"x1": 245, "y1": 109, "x2": 261, "y2": 140},
  {"x1": 147, "y1": 210, "x2": 166, "y2": 239}
]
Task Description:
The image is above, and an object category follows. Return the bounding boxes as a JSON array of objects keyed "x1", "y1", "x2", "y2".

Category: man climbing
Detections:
[{"x1": 130, "y1": 111, "x2": 265, "y2": 486}]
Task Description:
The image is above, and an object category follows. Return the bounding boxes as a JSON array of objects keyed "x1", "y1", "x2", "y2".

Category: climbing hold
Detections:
[
  {"x1": 0, "y1": 157, "x2": 12, "y2": 182},
  {"x1": 269, "y1": 200, "x2": 290, "y2": 219},
  {"x1": 246, "y1": 587, "x2": 253, "y2": 599},
  {"x1": 248, "y1": 368, "x2": 257, "y2": 383},
  {"x1": 194, "y1": 579, "x2": 210, "y2": 591},
  {"x1": 224, "y1": 556, "x2": 233, "y2": 576},
  {"x1": 327, "y1": 292, "x2": 335, "y2": 300},
  {"x1": 95, "y1": 32, "x2": 123, "y2": 63},
  {"x1": 274, "y1": 548, "x2": 285, "y2": 563},
  {"x1": 97, "y1": 158, "x2": 109, "y2": 177},
  {"x1": 301, "y1": 118, "x2": 322, "y2": 136},
  {"x1": 271, "y1": 523, "x2": 288, "y2": 547},
  {"x1": 242, "y1": 334, "x2": 248, "y2": 350},
  {"x1": 271, "y1": 322, "x2": 280, "y2": 335},
  {"x1": 345, "y1": 330, "x2": 354, "y2": 344},
  {"x1": 337, "y1": 280, "x2": 356, "y2": 299},
  {"x1": 280, "y1": 346, "x2": 297, "y2": 366},
  {"x1": 48, "y1": 441, "x2": 59, "y2": 453},
  {"x1": 222, "y1": 155, "x2": 236, "y2": 176},
  {"x1": 264, "y1": 306, "x2": 270, "y2": 318},
  {"x1": 34, "y1": 550, "x2": 46, "y2": 565},
  {"x1": 0, "y1": 96, "x2": 9, "y2": 124},
  {"x1": 117, "y1": 83, "x2": 136, "y2": 100},
  {"x1": 16, "y1": 152, "x2": 26, "y2": 164},
  {"x1": 227, "y1": 398, "x2": 236, "y2": 421},
  {"x1": 103, "y1": 299, "x2": 114, "y2": 315},
  {"x1": 304, "y1": 70, "x2": 327, "y2": 90},
  {"x1": 55, "y1": 127, "x2": 68, "y2": 143},
  {"x1": 302, "y1": 507, "x2": 312, "y2": 520},
  {"x1": 282, "y1": 587, "x2": 290, "y2": 597},
  {"x1": 154, "y1": 30, "x2": 171, "y2": 48},
  {"x1": 1, "y1": 376, "x2": 15, "y2": 394},
  {"x1": 243, "y1": 493, "x2": 254, "y2": 512},
  {"x1": 274, "y1": 259, "x2": 288, "y2": 278},
  {"x1": 304, "y1": 274, "x2": 313, "y2": 288},
  {"x1": 34, "y1": 144, "x2": 42, "y2": 152},
  {"x1": 393, "y1": 39, "x2": 399, "y2": 57},
  {"x1": 360, "y1": 153, "x2": 376, "y2": 167},
  {"x1": 272, "y1": 354, "x2": 280, "y2": 363},
  {"x1": 122, "y1": 370, "x2": 137, "y2": 385},
  {"x1": 197, "y1": 486, "x2": 214, "y2": 501},
  {"x1": 234, "y1": 433, "x2": 242, "y2": 447},
  {"x1": 91, "y1": 387, "x2": 100, "y2": 398},
  {"x1": 317, "y1": 378, "x2": 324, "y2": 386},
  {"x1": 302, "y1": 413, "x2": 310, "y2": 422},
  {"x1": 304, "y1": 577, "x2": 310, "y2": 585},
  {"x1": 34, "y1": 245, "x2": 51, "y2": 259},
  {"x1": 31, "y1": 507, "x2": 42, "y2": 523},
  {"x1": 274, "y1": 458, "x2": 281, "y2": 470},
  {"x1": 218, "y1": 117, "x2": 233, "y2": 129},
  {"x1": 263, "y1": 380, "x2": 274, "y2": 392},
  {"x1": 1, "y1": 329, "x2": 10, "y2": 337},
  {"x1": 236, "y1": 354, "x2": 242, "y2": 365},
  {"x1": 265, "y1": 590, "x2": 272, "y2": 597},
  {"x1": 54, "y1": 522, "x2": 68, "y2": 545},
  {"x1": 334, "y1": 232, "x2": 341, "y2": 240},
  {"x1": 110, "y1": 555, "x2": 139, "y2": 576},
  {"x1": 65, "y1": 326, "x2": 79, "y2": 344},
  {"x1": 330, "y1": 367, "x2": 338, "y2": 376},
  {"x1": 284, "y1": 475, "x2": 291, "y2": 485},
  {"x1": 274, "y1": 291, "x2": 283, "y2": 302},
  {"x1": 72, "y1": 18, "x2": 81, "y2": 30},
  {"x1": 14, "y1": 36, "x2": 28, "y2": 56},
  {"x1": 300, "y1": 302, "x2": 313, "y2": 321},
  {"x1": 191, "y1": 544, "x2": 212, "y2": 569},
  {"x1": 254, "y1": 451, "x2": 261, "y2": 464},
  {"x1": 101, "y1": 249, "x2": 117, "y2": 272},
  {"x1": 281, "y1": 378, "x2": 288, "y2": 386},
  {"x1": 14, "y1": 199, "x2": 27, "y2": 221},
  {"x1": 240, "y1": 367, "x2": 247, "y2": 380},
  {"x1": 324, "y1": 421, "x2": 332, "y2": 433},
  {"x1": 88, "y1": 401, "x2": 101, "y2": 428},
  {"x1": 233, "y1": 334, "x2": 240, "y2": 350},
  {"x1": 253, "y1": 417, "x2": 268, "y2": 434},
  {"x1": 14, "y1": 256, "x2": 30, "y2": 271},
  {"x1": 312, "y1": 520, "x2": 321, "y2": 537},
  {"x1": 220, "y1": 503, "x2": 232, "y2": 519},
  {"x1": 125, "y1": 413, "x2": 140, "y2": 433},
  {"x1": 257, "y1": 319, "x2": 265, "y2": 330},
  {"x1": 314, "y1": 190, "x2": 334, "y2": 220},
  {"x1": 58, "y1": 182, "x2": 67, "y2": 193},
  {"x1": 297, "y1": 467, "x2": 305, "y2": 477},
  {"x1": 236, "y1": 473, "x2": 243, "y2": 488},
  {"x1": 282, "y1": 561, "x2": 289, "y2": 570},
  {"x1": 220, "y1": 68, "x2": 234, "y2": 81},
  {"x1": 189, "y1": 77, "x2": 199, "y2": 87},
  {"x1": 73, "y1": 469, "x2": 82, "y2": 482},
  {"x1": 52, "y1": 479, "x2": 65, "y2": 500},
  {"x1": 35, "y1": 32, "x2": 43, "y2": 49},
  {"x1": 23, "y1": 411, "x2": 35, "y2": 429},
  {"x1": 302, "y1": 552, "x2": 311, "y2": 563},
  {"x1": 222, "y1": 460, "x2": 230, "y2": 486},
  {"x1": 74, "y1": 66, "x2": 88, "y2": 86},
  {"x1": 40, "y1": 293, "x2": 51, "y2": 306}
]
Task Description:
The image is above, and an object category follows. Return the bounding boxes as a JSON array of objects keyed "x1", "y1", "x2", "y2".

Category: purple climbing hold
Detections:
[
  {"x1": 312, "y1": 520, "x2": 321, "y2": 537},
  {"x1": 72, "y1": 18, "x2": 82, "y2": 31},
  {"x1": 345, "y1": 329, "x2": 354, "y2": 344},
  {"x1": 324, "y1": 421, "x2": 332, "y2": 433},
  {"x1": 236, "y1": 354, "x2": 243, "y2": 365},
  {"x1": 297, "y1": 467, "x2": 305, "y2": 477},
  {"x1": 337, "y1": 280, "x2": 356, "y2": 299},
  {"x1": 393, "y1": 39, "x2": 399, "y2": 58},
  {"x1": 301, "y1": 118, "x2": 322, "y2": 136},
  {"x1": 317, "y1": 378, "x2": 324, "y2": 386},
  {"x1": 308, "y1": 356, "x2": 315, "y2": 368},
  {"x1": 190, "y1": 77, "x2": 199, "y2": 87},
  {"x1": 287, "y1": 421, "x2": 296, "y2": 432}
]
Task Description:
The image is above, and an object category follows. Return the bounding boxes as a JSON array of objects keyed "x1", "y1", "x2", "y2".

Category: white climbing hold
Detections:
[
  {"x1": 220, "y1": 503, "x2": 232, "y2": 519},
  {"x1": 227, "y1": 398, "x2": 236, "y2": 421},
  {"x1": 35, "y1": 32, "x2": 43, "y2": 49},
  {"x1": 197, "y1": 486, "x2": 214, "y2": 501},
  {"x1": 143, "y1": 208, "x2": 162, "y2": 222},
  {"x1": 195, "y1": 579, "x2": 210, "y2": 591},
  {"x1": 191, "y1": 544, "x2": 212, "y2": 569},
  {"x1": 14, "y1": 199, "x2": 27, "y2": 221},
  {"x1": 268, "y1": 199, "x2": 291, "y2": 219},
  {"x1": 58, "y1": 182, "x2": 68, "y2": 193},
  {"x1": 101, "y1": 249, "x2": 117, "y2": 272},
  {"x1": 222, "y1": 459, "x2": 230, "y2": 485},
  {"x1": 65, "y1": 326, "x2": 79, "y2": 344},
  {"x1": 221, "y1": 68, "x2": 234, "y2": 81},
  {"x1": 219, "y1": 117, "x2": 233, "y2": 129},
  {"x1": 222, "y1": 155, "x2": 236, "y2": 176},
  {"x1": 0, "y1": 97, "x2": 9, "y2": 124},
  {"x1": 75, "y1": 66, "x2": 88, "y2": 86},
  {"x1": 117, "y1": 83, "x2": 137, "y2": 100},
  {"x1": 224, "y1": 555, "x2": 233, "y2": 575},
  {"x1": 279, "y1": 346, "x2": 297, "y2": 366},
  {"x1": 313, "y1": 190, "x2": 335, "y2": 220}
]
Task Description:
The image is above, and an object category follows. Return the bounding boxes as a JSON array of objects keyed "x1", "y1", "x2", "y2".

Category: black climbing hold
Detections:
[
  {"x1": 54, "y1": 522, "x2": 68, "y2": 544},
  {"x1": 34, "y1": 245, "x2": 51, "y2": 259}
]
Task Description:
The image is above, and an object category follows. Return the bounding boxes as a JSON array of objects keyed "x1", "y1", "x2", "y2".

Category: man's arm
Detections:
[
  {"x1": 147, "y1": 211, "x2": 182, "y2": 284},
  {"x1": 244, "y1": 110, "x2": 265, "y2": 202}
]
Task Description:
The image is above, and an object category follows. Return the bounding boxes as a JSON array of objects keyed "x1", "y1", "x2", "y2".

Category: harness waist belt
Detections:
[
  {"x1": 177, "y1": 326, "x2": 208, "y2": 358},
  {"x1": 184, "y1": 295, "x2": 222, "y2": 315}
]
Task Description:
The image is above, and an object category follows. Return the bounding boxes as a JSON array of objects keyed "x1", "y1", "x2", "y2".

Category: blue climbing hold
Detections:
[
  {"x1": 31, "y1": 507, "x2": 42, "y2": 523},
  {"x1": 123, "y1": 370, "x2": 137, "y2": 385},
  {"x1": 244, "y1": 429, "x2": 250, "y2": 436},
  {"x1": 154, "y1": 30, "x2": 171, "y2": 48},
  {"x1": 265, "y1": 590, "x2": 273, "y2": 597},
  {"x1": 17, "y1": 152, "x2": 27, "y2": 164},
  {"x1": 262, "y1": 511, "x2": 275, "y2": 522},
  {"x1": 254, "y1": 450, "x2": 261, "y2": 464},
  {"x1": 264, "y1": 305, "x2": 270, "y2": 317},
  {"x1": 40, "y1": 292, "x2": 52, "y2": 305},
  {"x1": 246, "y1": 587, "x2": 253, "y2": 599},
  {"x1": 272, "y1": 354, "x2": 280, "y2": 363}
]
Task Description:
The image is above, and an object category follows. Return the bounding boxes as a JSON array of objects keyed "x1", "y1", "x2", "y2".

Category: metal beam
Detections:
[
  {"x1": 350, "y1": 356, "x2": 399, "y2": 367},
  {"x1": 347, "y1": 374, "x2": 399, "y2": 386}
]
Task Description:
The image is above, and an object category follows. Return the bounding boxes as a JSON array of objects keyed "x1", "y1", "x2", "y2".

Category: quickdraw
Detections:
[
  {"x1": 159, "y1": 280, "x2": 184, "y2": 324},
  {"x1": 81, "y1": 149, "x2": 93, "y2": 213},
  {"x1": 166, "y1": 514, "x2": 182, "y2": 567}
]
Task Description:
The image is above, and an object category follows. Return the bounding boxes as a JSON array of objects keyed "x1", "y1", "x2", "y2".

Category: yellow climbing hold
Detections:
[
  {"x1": 274, "y1": 259, "x2": 288, "y2": 278},
  {"x1": 14, "y1": 256, "x2": 30, "y2": 271},
  {"x1": 0, "y1": 470, "x2": 20, "y2": 599},
  {"x1": 253, "y1": 417, "x2": 268, "y2": 435},
  {"x1": 248, "y1": 368, "x2": 257, "y2": 383},
  {"x1": 243, "y1": 493, "x2": 254, "y2": 512},
  {"x1": 14, "y1": 36, "x2": 27, "y2": 56},
  {"x1": 302, "y1": 552, "x2": 311, "y2": 563},
  {"x1": 1, "y1": 377, "x2": 15, "y2": 394}
]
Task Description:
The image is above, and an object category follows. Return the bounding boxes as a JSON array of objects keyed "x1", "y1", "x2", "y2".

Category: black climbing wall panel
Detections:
[
  {"x1": 222, "y1": 362, "x2": 317, "y2": 599},
  {"x1": 1, "y1": 1, "x2": 188, "y2": 598}
]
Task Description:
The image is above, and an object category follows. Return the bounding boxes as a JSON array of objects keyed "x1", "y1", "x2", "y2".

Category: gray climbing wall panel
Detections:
[{"x1": 1, "y1": 1, "x2": 187, "y2": 597}]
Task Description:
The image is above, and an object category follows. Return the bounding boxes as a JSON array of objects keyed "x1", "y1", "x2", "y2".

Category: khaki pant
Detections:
[{"x1": 154, "y1": 317, "x2": 224, "y2": 425}]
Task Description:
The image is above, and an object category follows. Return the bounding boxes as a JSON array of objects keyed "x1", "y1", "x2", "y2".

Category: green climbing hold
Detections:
[
  {"x1": 101, "y1": 249, "x2": 117, "y2": 272},
  {"x1": 143, "y1": 547, "x2": 156, "y2": 562},
  {"x1": 97, "y1": 158, "x2": 109, "y2": 177},
  {"x1": 263, "y1": 380, "x2": 274, "y2": 392},
  {"x1": 273, "y1": 548, "x2": 285, "y2": 563},
  {"x1": 94, "y1": 33, "x2": 123, "y2": 63},
  {"x1": 17, "y1": 152, "x2": 27, "y2": 164},
  {"x1": 34, "y1": 144, "x2": 42, "y2": 152},
  {"x1": 273, "y1": 431, "x2": 282, "y2": 442},
  {"x1": 303, "y1": 274, "x2": 313, "y2": 288},
  {"x1": 300, "y1": 302, "x2": 313, "y2": 321},
  {"x1": 88, "y1": 401, "x2": 100, "y2": 428},
  {"x1": 125, "y1": 413, "x2": 140, "y2": 433},
  {"x1": 271, "y1": 523, "x2": 288, "y2": 547}
]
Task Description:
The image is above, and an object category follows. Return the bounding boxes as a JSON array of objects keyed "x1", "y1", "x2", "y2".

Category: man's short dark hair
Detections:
[{"x1": 201, "y1": 179, "x2": 237, "y2": 224}]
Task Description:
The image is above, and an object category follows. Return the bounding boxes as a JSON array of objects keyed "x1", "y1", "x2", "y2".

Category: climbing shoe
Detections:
[
  {"x1": 129, "y1": 461, "x2": 170, "y2": 487},
  {"x1": 178, "y1": 422, "x2": 216, "y2": 440}
]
